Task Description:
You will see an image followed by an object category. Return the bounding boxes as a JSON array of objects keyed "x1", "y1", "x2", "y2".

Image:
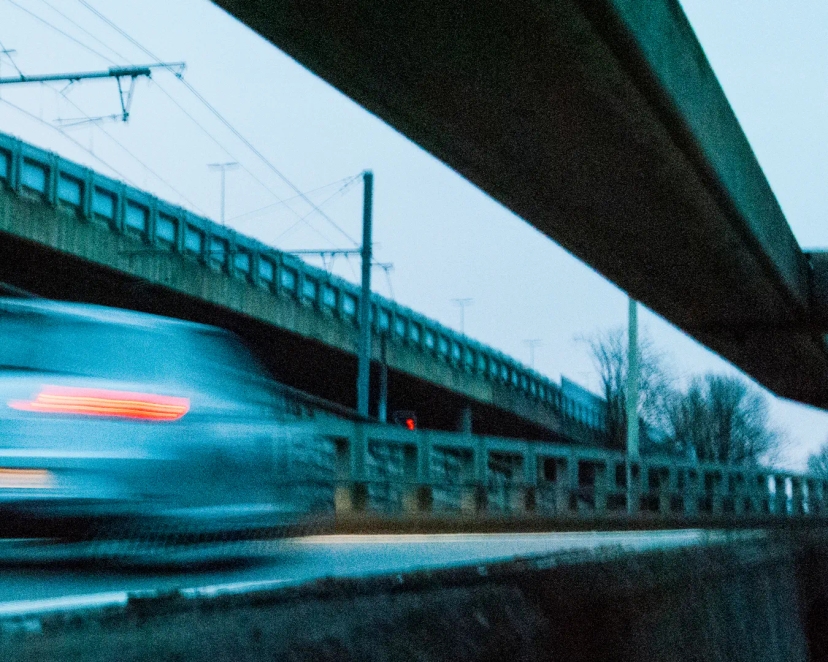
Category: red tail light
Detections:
[{"x1": 8, "y1": 386, "x2": 189, "y2": 421}]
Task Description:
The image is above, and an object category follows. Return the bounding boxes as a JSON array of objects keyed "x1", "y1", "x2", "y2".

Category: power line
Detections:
[
  {"x1": 227, "y1": 175, "x2": 359, "y2": 223},
  {"x1": 0, "y1": 96, "x2": 137, "y2": 185},
  {"x1": 275, "y1": 175, "x2": 362, "y2": 243},
  {"x1": 378, "y1": 262, "x2": 395, "y2": 301},
  {"x1": 75, "y1": 0, "x2": 360, "y2": 247},
  {"x1": 148, "y1": 73, "x2": 345, "y2": 243},
  {"x1": 0, "y1": 37, "x2": 23, "y2": 78},
  {"x1": 146, "y1": 77, "x2": 308, "y2": 226},
  {"x1": 75, "y1": 0, "x2": 160, "y2": 62},
  {"x1": 178, "y1": 77, "x2": 360, "y2": 246},
  {"x1": 4, "y1": 0, "x2": 116, "y2": 65},
  {"x1": 54, "y1": 87, "x2": 208, "y2": 214},
  {"x1": 3, "y1": 88, "x2": 205, "y2": 215},
  {"x1": 36, "y1": 0, "x2": 130, "y2": 64}
]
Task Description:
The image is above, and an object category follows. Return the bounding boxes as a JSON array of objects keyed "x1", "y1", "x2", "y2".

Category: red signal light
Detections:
[{"x1": 392, "y1": 410, "x2": 417, "y2": 430}]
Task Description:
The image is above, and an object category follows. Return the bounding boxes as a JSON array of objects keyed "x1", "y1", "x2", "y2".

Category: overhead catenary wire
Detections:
[
  {"x1": 146, "y1": 78, "x2": 311, "y2": 225},
  {"x1": 227, "y1": 174, "x2": 361, "y2": 223},
  {"x1": 177, "y1": 78, "x2": 360, "y2": 247},
  {"x1": 0, "y1": 96, "x2": 138, "y2": 186},
  {"x1": 53, "y1": 86, "x2": 208, "y2": 214},
  {"x1": 4, "y1": 0, "x2": 117, "y2": 64},
  {"x1": 75, "y1": 0, "x2": 360, "y2": 247},
  {"x1": 36, "y1": 0, "x2": 130, "y2": 65},
  {"x1": 0, "y1": 36, "x2": 24, "y2": 78},
  {"x1": 275, "y1": 175, "x2": 363, "y2": 243}
]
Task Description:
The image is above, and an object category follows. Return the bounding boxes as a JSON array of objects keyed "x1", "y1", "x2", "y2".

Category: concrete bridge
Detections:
[
  {"x1": 210, "y1": 0, "x2": 828, "y2": 410},
  {"x1": 0, "y1": 131, "x2": 605, "y2": 443}
]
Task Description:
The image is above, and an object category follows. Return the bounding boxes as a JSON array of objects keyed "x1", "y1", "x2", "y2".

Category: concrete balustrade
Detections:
[{"x1": 284, "y1": 419, "x2": 827, "y2": 522}]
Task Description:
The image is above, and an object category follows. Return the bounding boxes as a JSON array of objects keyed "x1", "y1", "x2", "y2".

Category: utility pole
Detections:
[
  {"x1": 451, "y1": 298, "x2": 473, "y2": 335},
  {"x1": 625, "y1": 297, "x2": 640, "y2": 514},
  {"x1": 356, "y1": 170, "x2": 374, "y2": 418},
  {"x1": 523, "y1": 339, "x2": 542, "y2": 369},
  {"x1": 208, "y1": 162, "x2": 238, "y2": 226}
]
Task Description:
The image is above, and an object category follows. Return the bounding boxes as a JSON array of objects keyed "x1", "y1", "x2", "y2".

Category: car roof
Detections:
[{"x1": 0, "y1": 297, "x2": 218, "y2": 334}]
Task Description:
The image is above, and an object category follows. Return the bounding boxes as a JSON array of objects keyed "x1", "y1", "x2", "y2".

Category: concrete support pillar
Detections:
[
  {"x1": 338, "y1": 425, "x2": 370, "y2": 512},
  {"x1": 552, "y1": 458, "x2": 568, "y2": 515},
  {"x1": 705, "y1": 471, "x2": 723, "y2": 516},
  {"x1": 523, "y1": 449, "x2": 538, "y2": 513},
  {"x1": 731, "y1": 474, "x2": 746, "y2": 516},
  {"x1": 402, "y1": 443, "x2": 430, "y2": 513},
  {"x1": 791, "y1": 477, "x2": 805, "y2": 516},
  {"x1": 626, "y1": 461, "x2": 641, "y2": 515},
  {"x1": 657, "y1": 467, "x2": 671, "y2": 515},
  {"x1": 818, "y1": 481, "x2": 828, "y2": 516},
  {"x1": 683, "y1": 470, "x2": 699, "y2": 517},
  {"x1": 457, "y1": 406, "x2": 473, "y2": 433},
  {"x1": 414, "y1": 433, "x2": 433, "y2": 512},
  {"x1": 567, "y1": 456, "x2": 580, "y2": 514},
  {"x1": 753, "y1": 474, "x2": 770, "y2": 514},
  {"x1": 465, "y1": 436, "x2": 488, "y2": 513},
  {"x1": 333, "y1": 431, "x2": 368, "y2": 513},
  {"x1": 593, "y1": 460, "x2": 608, "y2": 515},
  {"x1": 805, "y1": 479, "x2": 818, "y2": 515},
  {"x1": 774, "y1": 475, "x2": 788, "y2": 516}
]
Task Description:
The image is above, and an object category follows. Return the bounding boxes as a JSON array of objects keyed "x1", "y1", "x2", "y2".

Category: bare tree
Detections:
[
  {"x1": 807, "y1": 440, "x2": 828, "y2": 479},
  {"x1": 666, "y1": 374, "x2": 784, "y2": 466},
  {"x1": 581, "y1": 327, "x2": 672, "y2": 452}
]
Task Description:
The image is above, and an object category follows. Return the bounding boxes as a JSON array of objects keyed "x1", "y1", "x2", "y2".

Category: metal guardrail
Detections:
[
  {"x1": 285, "y1": 420, "x2": 825, "y2": 520},
  {"x1": 0, "y1": 131, "x2": 606, "y2": 436}
]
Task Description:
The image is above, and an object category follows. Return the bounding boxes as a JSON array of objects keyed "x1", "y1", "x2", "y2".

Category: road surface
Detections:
[{"x1": 0, "y1": 529, "x2": 760, "y2": 617}]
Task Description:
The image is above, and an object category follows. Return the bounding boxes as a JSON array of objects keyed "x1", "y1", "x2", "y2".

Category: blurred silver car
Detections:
[{"x1": 0, "y1": 296, "x2": 328, "y2": 542}]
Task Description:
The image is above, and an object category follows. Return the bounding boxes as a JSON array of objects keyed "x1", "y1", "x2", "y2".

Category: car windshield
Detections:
[{"x1": 0, "y1": 307, "x2": 271, "y2": 397}]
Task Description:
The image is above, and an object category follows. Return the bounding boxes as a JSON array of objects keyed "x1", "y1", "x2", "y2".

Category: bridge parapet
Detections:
[
  {"x1": 286, "y1": 419, "x2": 826, "y2": 523},
  {"x1": 0, "y1": 131, "x2": 605, "y2": 441}
]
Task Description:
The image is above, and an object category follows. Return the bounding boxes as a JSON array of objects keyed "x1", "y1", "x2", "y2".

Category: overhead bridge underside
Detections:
[{"x1": 211, "y1": 0, "x2": 828, "y2": 408}]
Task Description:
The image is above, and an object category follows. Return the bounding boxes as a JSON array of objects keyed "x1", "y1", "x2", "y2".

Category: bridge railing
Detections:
[
  {"x1": 0, "y1": 131, "x2": 606, "y2": 438},
  {"x1": 277, "y1": 419, "x2": 826, "y2": 521}
]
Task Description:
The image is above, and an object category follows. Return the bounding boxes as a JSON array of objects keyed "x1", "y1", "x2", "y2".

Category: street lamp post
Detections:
[
  {"x1": 451, "y1": 298, "x2": 473, "y2": 335},
  {"x1": 208, "y1": 162, "x2": 238, "y2": 225},
  {"x1": 523, "y1": 339, "x2": 542, "y2": 369}
]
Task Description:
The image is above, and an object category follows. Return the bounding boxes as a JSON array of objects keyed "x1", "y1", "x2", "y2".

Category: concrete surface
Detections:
[
  {"x1": 0, "y1": 531, "x2": 821, "y2": 661},
  {"x1": 209, "y1": 0, "x2": 828, "y2": 407},
  {"x1": 0, "y1": 530, "x2": 741, "y2": 608}
]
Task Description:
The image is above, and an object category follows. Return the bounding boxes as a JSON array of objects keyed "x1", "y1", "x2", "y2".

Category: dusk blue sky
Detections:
[{"x1": 0, "y1": 0, "x2": 825, "y2": 468}]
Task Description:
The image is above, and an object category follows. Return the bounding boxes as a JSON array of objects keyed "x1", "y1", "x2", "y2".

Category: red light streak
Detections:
[{"x1": 8, "y1": 386, "x2": 189, "y2": 421}]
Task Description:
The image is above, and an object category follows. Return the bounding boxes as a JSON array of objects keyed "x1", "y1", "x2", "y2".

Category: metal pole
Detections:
[
  {"x1": 626, "y1": 297, "x2": 640, "y2": 514},
  {"x1": 356, "y1": 170, "x2": 374, "y2": 418}
]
